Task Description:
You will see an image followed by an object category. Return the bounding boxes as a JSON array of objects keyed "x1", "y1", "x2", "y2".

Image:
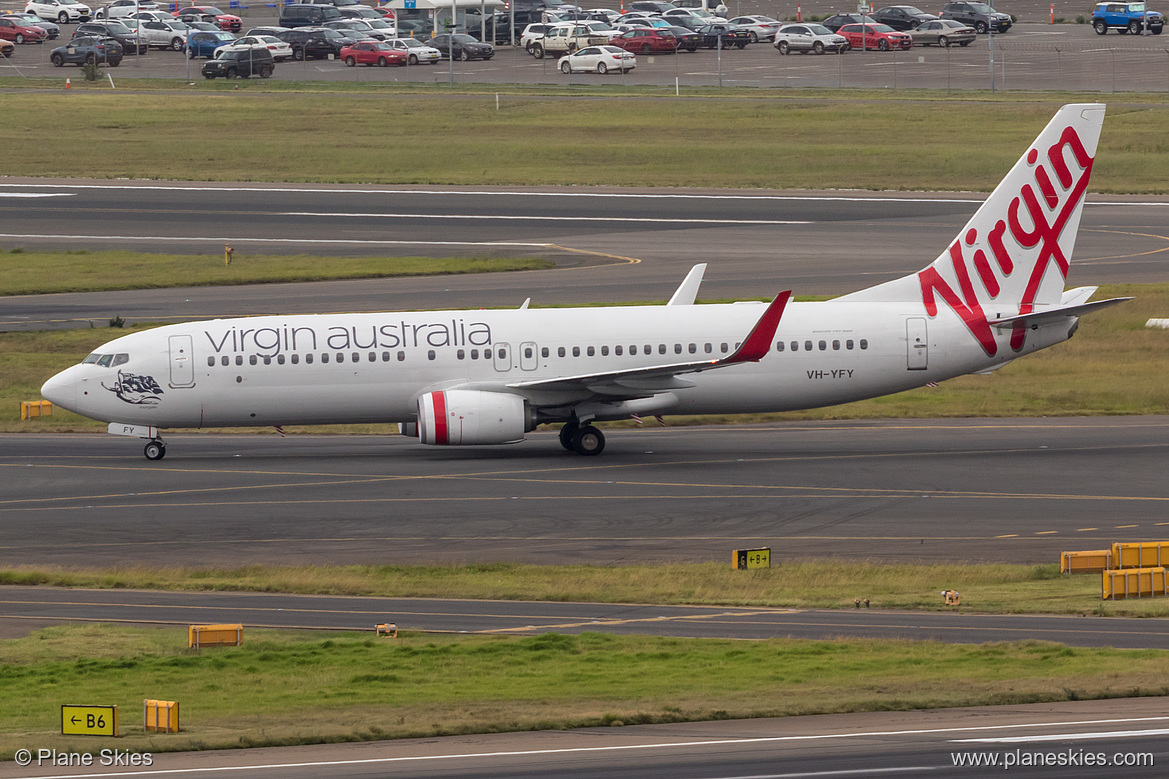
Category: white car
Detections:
[
  {"x1": 94, "y1": 0, "x2": 158, "y2": 20},
  {"x1": 520, "y1": 21, "x2": 551, "y2": 51},
  {"x1": 584, "y1": 7, "x2": 621, "y2": 23},
  {"x1": 726, "y1": 14, "x2": 781, "y2": 42},
  {"x1": 128, "y1": 9, "x2": 175, "y2": 22},
  {"x1": 579, "y1": 19, "x2": 619, "y2": 40},
  {"x1": 773, "y1": 22, "x2": 849, "y2": 54},
  {"x1": 222, "y1": 34, "x2": 292, "y2": 60},
  {"x1": 386, "y1": 36, "x2": 440, "y2": 64},
  {"x1": 120, "y1": 17, "x2": 188, "y2": 49},
  {"x1": 25, "y1": 0, "x2": 91, "y2": 23},
  {"x1": 662, "y1": 8, "x2": 727, "y2": 24},
  {"x1": 557, "y1": 44, "x2": 634, "y2": 73}
]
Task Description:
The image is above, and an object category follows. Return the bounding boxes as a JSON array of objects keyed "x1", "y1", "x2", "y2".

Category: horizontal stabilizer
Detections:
[{"x1": 987, "y1": 297, "x2": 1131, "y2": 328}]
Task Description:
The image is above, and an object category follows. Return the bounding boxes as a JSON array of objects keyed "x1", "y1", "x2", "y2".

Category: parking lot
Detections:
[{"x1": 3, "y1": 5, "x2": 1169, "y2": 92}]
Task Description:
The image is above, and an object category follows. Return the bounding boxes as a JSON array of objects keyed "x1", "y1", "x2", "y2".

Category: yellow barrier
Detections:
[
  {"x1": 20, "y1": 401, "x2": 53, "y2": 420},
  {"x1": 376, "y1": 623, "x2": 398, "y2": 637},
  {"x1": 1061, "y1": 550, "x2": 1112, "y2": 574},
  {"x1": 144, "y1": 700, "x2": 179, "y2": 733},
  {"x1": 1102, "y1": 567, "x2": 1169, "y2": 600},
  {"x1": 1112, "y1": 542, "x2": 1169, "y2": 569},
  {"x1": 188, "y1": 624, "x2": 242, "y2": 649}
]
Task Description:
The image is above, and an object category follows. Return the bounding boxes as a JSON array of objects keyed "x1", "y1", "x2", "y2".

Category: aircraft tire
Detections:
[
  {"x1": 144, "y1": 441, "x2": 166, "y2": 461},
  {"x1": 572, "y1": 425, "x2": 605, "y2": 456},
  {"x1": 559, "y1": 421, "x2": 578, "y2": 451}
]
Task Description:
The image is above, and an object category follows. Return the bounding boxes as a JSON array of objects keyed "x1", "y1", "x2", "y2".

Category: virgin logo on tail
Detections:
[{"x1": 918, "y1": 124, "x2": 1095, "y2": 357}]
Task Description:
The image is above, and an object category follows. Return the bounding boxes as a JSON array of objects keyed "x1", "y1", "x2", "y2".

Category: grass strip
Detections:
[
  {"x1": 3, "y1": 625, "x2": 1169, "y2": 759},
  {"x1": 1, "y1": 561, "x2": 1163, "y2": 616},
  {"x1": 0, "y1": 250, "x2": 552, "y2": 296},
  {"x1": 0, "y1": 94, "x2": 1165, "y2": 192},
  {"x1": 5, "y1": 283, "x2": 1167, "y2": 431}
]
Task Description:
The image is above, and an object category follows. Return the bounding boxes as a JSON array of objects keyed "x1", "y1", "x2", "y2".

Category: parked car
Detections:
[
  {"x1": 128, "y1": 9, "x2": 177, "y2": 22},
  {"x1": 120, "y1": 18, "x2": 188, "y2": 49},
  {"x1": 773, "y1": 22, "x2": 849, "y2": 53},
  {"x1": 73, "y1": 20, "x2": 147, "y2": 51},
  {"x1": 872, "y1": 5, "x2": 937, "y2": 29},
  {"x1": 909, "y1": 17, "x2": 975, "y2": 45},
  {"x1": 820, "y1": 12, "x2": 877, "y2": 31},
  {"x1": 94, "y1": 0, "x2": 159, "y2": 20},
  {"x1": 837, "y1": 22, "x2": 912, "y2": 49},
  {"x1": 662, "y1": 7, "x2": 725, "y2": 24},
  {"x1": 338, "y1": 5, "x2": 384, "y2": 20},
  {"x1": 275, "y1": 27, "x2": 350, "y2": 59},
  {"x1": 430, "y1": 33, "x2": 493, "y2": 60},
  {"x1": 1091, "y1": 1, "x2": 1163, "y2": 33},
  {"x1": 51, "y1": 32, "x2": 120, "y2": 62},
  {"x1": 4, "y1": 12, "x2": 60, "y2": 38},
  {"x1": 385, "y1": 36, "x2": 440, "y2": 63},
  {"x1": 610, "y1": 27, "x2": 676, "y2": 53},
  {"x1": 280, "y1": 3, "x2": 342, "y2": 27},
  {"x1": 627, "y1": 0, "x2": 675, "y2": 12},
  {"x1": 323, "y1": 18, "x2": 386, "y2": 39},
  {"x1": 173, "y1": 5, "x2": 241, "y2": 32},
  {"x1": 185, "y1": 28, "x2": 234, "y2": 56},
  {"x1": 244, "y1": 25, "x2": 289, "y2": 36},
  {"x1": 339, "y1": 39, "x2": 405, "y2": 65},
  {"x1": 25, "y1": 0, "x2": 91, "y2": 24},
  {"x1": 557, "y1": 43, "x2": 634, "y2": 72},
  {"x1": 530, "y1": 21, "x2": 608, "y2": 57},
  {"x1": 225, "y1": 33, "x2": 292, "y2": 60},
  {"x1": 0, "y1": 16, "x2": 49, "y2": 42},
  {"x1": 520, "y1": 21, "x2": 551, "y2": 50},
  {"x1": 0, "y1": 38, "x2": 14, "y2": 55},
  {"x1": 726, "y1": 15, "x2": 781, "y2": 42},
  {"x1": 183, "y1": 19, "x2": 218, "y2": 31},
  {"x1": 693, "y1": 22, "x2": 751, "y2": 47},
  {"x1": 664, "y1": 24, "x2": 701, "y2": 49},
  {"x1": 201, "y1": 45, "x2": 273, "y2": 77},
  {"x1": 938, "y1": 1, "x2": 1011, "y2": 33},
  {"x1": 584, "y1": 7, "x2": 621, "y2": 23}
]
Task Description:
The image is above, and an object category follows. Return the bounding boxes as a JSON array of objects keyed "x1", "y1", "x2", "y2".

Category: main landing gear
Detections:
[
  {"x1": 143, "y1": 439, "x2": 167, "y2": 461},
  {"x1": 559, "y1": 421, "x2": 605, "y2": 456}
]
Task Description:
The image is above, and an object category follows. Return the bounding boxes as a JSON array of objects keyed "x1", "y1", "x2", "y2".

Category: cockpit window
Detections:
[
  {"x1": 96, "y1": 355, "x2": 114, "y2": 367},
  {"x1": 112, "y1": 353, "x2": 129, "y2": 366},
  {"x1": 83, "y1": 353, "x2": 101, "y2": 364}
]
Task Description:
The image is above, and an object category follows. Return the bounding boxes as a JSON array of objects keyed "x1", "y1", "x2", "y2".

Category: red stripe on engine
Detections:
[{"x1": 432, "y1": 391, "x2": 448, "y2": 445}]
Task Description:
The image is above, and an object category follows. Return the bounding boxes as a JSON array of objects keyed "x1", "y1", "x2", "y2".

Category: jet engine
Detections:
[{"x1": 417, "y1": 390, "x2": 535, "y2": 446}]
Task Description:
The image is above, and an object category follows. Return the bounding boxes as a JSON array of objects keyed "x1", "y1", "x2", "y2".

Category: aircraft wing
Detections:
[{"x1": 506, "y1": 291, "x2": 791, "y2": 397}]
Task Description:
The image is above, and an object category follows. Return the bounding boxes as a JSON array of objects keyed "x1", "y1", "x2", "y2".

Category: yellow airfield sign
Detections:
[{"x1": 61, "y1": 705, "x2": 118, "y2": 736}]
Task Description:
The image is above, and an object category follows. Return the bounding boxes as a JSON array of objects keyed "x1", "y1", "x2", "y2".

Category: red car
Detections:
[
  {"x1": 340, "y1": 41, "x2": 407, "y2": 67},
  {"x1": 0, "y1": 16, "x2": 48, "y2": 43},
  {"x1": 172, "y1": 6, "x2": 242, "y2": 32},
  {"x1": 837, "y1": 23, "x2": 912, "y2": 50},
  {"x1": 611, "y1": 27, "x2": 676, "y2": 54}
]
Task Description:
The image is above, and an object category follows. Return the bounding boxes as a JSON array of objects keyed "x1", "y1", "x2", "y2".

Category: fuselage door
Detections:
[
  {"x1": 493, "y1": 342, "x2": 512, "y2": 372},
  {"x1": 169, "y1": 334, "x2": 196, "y2": 387},
  {"x1": 906, "y1": 317, "x2": 928, "y2": 370},
  {"x1": 519, "y1": 341, "x2": 538, "y2": 371}
]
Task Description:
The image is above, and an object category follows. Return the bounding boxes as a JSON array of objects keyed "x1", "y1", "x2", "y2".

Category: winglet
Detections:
[
  {"x1": 721, "y1": 291, "x2": 792, "y2": 365},
  {"x1": 667, "y1": 263, "x2": 707, "y2": 306}
]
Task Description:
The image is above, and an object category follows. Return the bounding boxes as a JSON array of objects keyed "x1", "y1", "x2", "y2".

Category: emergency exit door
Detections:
[{"x1": 169, "y1": 334, "x2": 195, "y2": 388}]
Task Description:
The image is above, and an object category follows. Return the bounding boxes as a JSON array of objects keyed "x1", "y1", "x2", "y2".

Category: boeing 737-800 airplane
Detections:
[{"x1": 42, "y1": 104, "x2": 1127, "y2": 460}]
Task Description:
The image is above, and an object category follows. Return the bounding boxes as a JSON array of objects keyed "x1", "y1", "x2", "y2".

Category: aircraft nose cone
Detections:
[{"x1": 41, "y1": 368, "x2": 76, "y2": 411}]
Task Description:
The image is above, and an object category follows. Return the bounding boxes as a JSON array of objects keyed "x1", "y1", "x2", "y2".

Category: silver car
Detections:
[
  {"x1": 386, "y1": 36, "x2": 441, "y2": 64},
  {"x1": 121, "y1": 17, "x2": 188, "y2": 50},
  {"x1": 773, "y1": 22, "x2": 849, "y2": 54},
  {"x1": 727, "y1": 14, "x2": 781, "y2": 41}
]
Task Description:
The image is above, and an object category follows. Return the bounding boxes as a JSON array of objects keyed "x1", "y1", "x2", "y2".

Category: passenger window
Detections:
[
  {"x1": 630, "y1": 345, "x2": 638, "y2": 355},
  {"x1": 600, "y1": 345, "x2": 609, "y2": 356},
  {"x1": 658, "y1": 344, "x2": 666, "y2": 354},
  {"x1": 558, "y1": 347, "x2": 565, "y2": 357},
  {"x1": 382, "y1": 352, "x2": 390, "y2": 361},
  {"x1": 805, "y1": 341, "x2": 813, "y2": 351},
  {"x1": 688, "y1": 343, "x2": 696, "y2": 354},
  {"x1": 818, "y1": 341, "x2": 827, "y2": 351},
  {"x1": 428, "y1": 350, "x2": 436, "y2": 360},
  {"x1": 860, "y1": 339, "x2": 869, "y2": 350},
  {"x1": 368, "y1": 352, "x2": 376, "y2": 362},
  {"x1": 221, "y1": 356, "x2": 229, "y2": 366},
  {"x1": 457, "y1": 349, "x2": 465, "y2": 359},
  {"x1": 322, "y1": 353, "x2": 330, "y2": 363},
  {"x1": 497, "y1": 348, "x2": 506, "y2": 359},
  {"x1": 235, "y1": 355, "x2": 243, "y2": 366},
  {"x1": 720, "y1": 343, "x2": 729, "y2": 353},
  {"x1": 704, "y1": 343, "x2": 712, "y2": 353},
  {"x1": 207, "y1": 357, "x2": 216, "y2": 367},
  {"x1": 776, "y1": 341, "x2": 785, "y2": 352},
  {"x1": 541, "y1": 347, "x2": 549, "y2": 358},
  {"x1": 352, "y1": 352, "x2": 360, "y2": 363},
  {"x1": 615, "y1": 345, "x2": 623, "y2": 356},
  {"x1": 113, "y1": 353, "x2": 129, "y2": 366},
  {"x1": 525, "y1": 347, "x2": 533, "y2": 358},
  {"x1": 278, "y1": 354, "x2": 286, "y2": 365},
  {"x1": 263, "y1": 356, "x2": 272, "y2": 365},
  {"x1": 832, "y1": 340, "x2": 840, "y2": 350},
  {"x1": 397, "y1": 351, "x2": 405, "y2": 361},
  {"x1": 846, "y1": 340, "x2": 854, "y2": 350},
  {"x1": 674, "y1": 344, "x2": 682, "y2": 354},
  {"x1": 587, "y1": 346, "x2": 595, "y2": 357},
  {"x1": 471, "y1": 348, "x2": 479, "y2": 359},
  {"x1": 306, "y1": 353, "x2": 314, "y2": 364},
  {"x1": 573, "y1": 346, "x2": 581, "y2": 357},
  {"x1": 97, "y1": 354, "x2": 113, "y2": 367},
  {"x1": 790, "y1": 341, "x2": 798, "y2": 351},
  {"x1": 292, "y1": 354, "x2": 299, "y2": 364},
  {"x1": 250, "y1": 355, "x2": 258, "y2": 365},
  {"x1": 337, "y1": 353, "x2": 345, "y2": 363}
]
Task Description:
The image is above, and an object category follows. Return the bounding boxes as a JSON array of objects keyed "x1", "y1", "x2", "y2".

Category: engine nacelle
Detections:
[{"x1": 417, "y1": 390, "x2": 533, "y2": 446}]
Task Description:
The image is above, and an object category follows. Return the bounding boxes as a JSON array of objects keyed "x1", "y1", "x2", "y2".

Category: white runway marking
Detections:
[
  {"x1": 280, "y1": 211, "x2": 812, "y2": 225},
  {"x1": 954, "y1": 727, "x2": 1169, "y2": 743},
  {"x1": 0, "y1": 233, "x2": 551, "y2": 247},
  {"x1": 0, "y1": 192, "x2": 74, "y2": 198}
]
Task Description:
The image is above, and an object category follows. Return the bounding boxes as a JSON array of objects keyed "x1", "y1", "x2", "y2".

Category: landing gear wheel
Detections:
[
  {"x1": 572, "y1": 425, "x2": 605, "y2": 456},
  {"x1": 144, "y1": 441, "x2": 166, "y2": 461},
  {"x1": 559, "y1": 421, "x2": 578, "y2": 451}
]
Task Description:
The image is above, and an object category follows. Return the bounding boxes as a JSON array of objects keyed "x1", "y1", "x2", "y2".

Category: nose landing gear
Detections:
[{"x1": 144, "y1": 439, "x2": 167, "y2": 461}]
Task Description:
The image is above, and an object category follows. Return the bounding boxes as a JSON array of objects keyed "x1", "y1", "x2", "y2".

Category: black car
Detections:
[
  {"x1": 201, "y1": 46, "x2": 274, "y2": 78},
  {"x1": 820, "y1": 12, "x2": 878, "y2": 31},
  {"x1": 275, "y1": 26, "x2": 352, "y2": 59},
  {"x1": 50, "y1": 34, "x2": 122, "y2": 66},
  {"x1": 72, "y1": 20, "x2": 148, "y2": 54},
  {"x1": 430, "y1": 33, "x2": 494, "y2": 60},
  {"x1": 693, "y1": 23, "x2": 752, "y2": 48},
  {"x1": 938, "y1": 1, "x2": 1012, "y2": 32},
  {"x1": 664, "y1": 24, "x2": 701, "y2": 51},
  {"x1": 871, "y1": 5, "x2": 938, "y2": 29}
]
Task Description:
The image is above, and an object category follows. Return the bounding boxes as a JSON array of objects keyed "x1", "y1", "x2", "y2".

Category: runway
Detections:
[
  {"x1": 2, "y1": 699, "x2": 1166, "y2": 778},
  {"x1": 3, "y1": 585, "x2": 1168, "y2": 649},
  {"x1": 1, "y1": 180, "x2": 1167, "y2": 331},
  {"x1": 3, "y1": 417, "x2": 1168, "y2": 568}
]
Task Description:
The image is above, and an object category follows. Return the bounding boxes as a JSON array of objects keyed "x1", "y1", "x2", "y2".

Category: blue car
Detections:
[
  {"x1": 1092, "y1": 1, "x2": 1163, "y2": 33},
  {"x1": 187, "y1": 29, "x2": 235, "y2": 57},
  {"x1": 50, "y1": 35, "x2": 123, "y2": 67}
]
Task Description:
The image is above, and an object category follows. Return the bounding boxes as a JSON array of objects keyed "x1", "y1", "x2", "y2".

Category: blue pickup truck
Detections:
[{"x1": 1091, "y1": 2, "x2": 1164, "y2": 34}]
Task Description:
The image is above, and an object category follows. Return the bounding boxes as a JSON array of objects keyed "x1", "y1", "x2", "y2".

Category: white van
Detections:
[
  {"x1": 530, "y1": 21, "x2": 609, "y2": 58},
  {"x1": 673, "y1": 0, "x2": 728, "y2": 15}
]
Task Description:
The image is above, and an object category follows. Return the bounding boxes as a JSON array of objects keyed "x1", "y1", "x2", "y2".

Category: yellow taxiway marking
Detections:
[
  {"x1": 1035, "y1": 531, "x2": 1058, "y2": 535},
  {"x1": 995, "y1": 534, "x2": 1019, "y2": 539},
  {"x1": 1115, "y1": 524, "x2": 1139, "y2": 529},
  {"x1": 1077, "y1": 528, "x2": 1098, "y2": 532}
]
